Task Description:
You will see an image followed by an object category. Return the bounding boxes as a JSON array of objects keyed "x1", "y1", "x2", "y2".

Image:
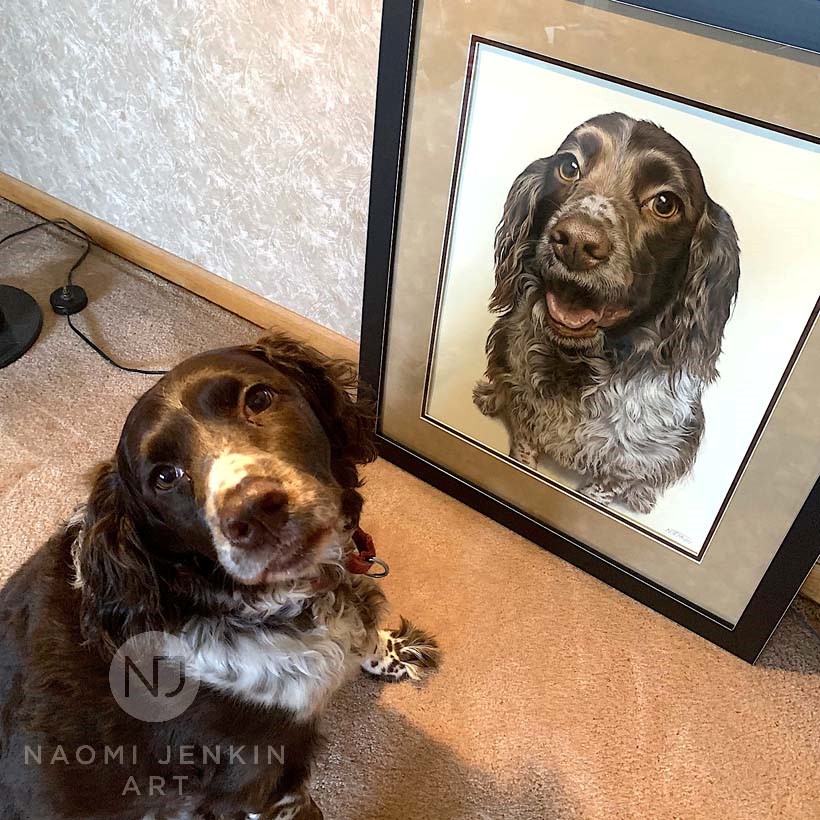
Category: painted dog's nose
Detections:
[{"x1": 550, "y1": 214, "x2": 612, "y2": 271}]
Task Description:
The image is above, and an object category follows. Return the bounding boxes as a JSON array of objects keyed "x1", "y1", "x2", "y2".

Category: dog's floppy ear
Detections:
[
  {"x1": 248, "y1": 333, "x2": 377, "y2": 490},
  {"x1": 75, "y1": 460, "x2": 161, "y2": 655},
  {"x1": 491, "y1": 157, "x2": 552, "y2": 314},
  {"x1": 653, "y1": 199, "x2": 740, "y2": 381}
]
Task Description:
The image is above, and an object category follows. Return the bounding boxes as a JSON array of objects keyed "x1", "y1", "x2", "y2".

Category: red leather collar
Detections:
[{"x1": 346, "y1": 528, "x2": 389, "y2": 577}]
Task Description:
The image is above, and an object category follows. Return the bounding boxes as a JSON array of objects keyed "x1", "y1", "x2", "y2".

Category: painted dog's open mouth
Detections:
[{"x1": 545, "y1": 291, "x2": 631, "y2": 338}]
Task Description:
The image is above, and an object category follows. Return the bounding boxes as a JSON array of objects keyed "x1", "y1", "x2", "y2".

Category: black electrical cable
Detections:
[
  {"x1": 0, "y1": 218, "x2": 168, "y2": 376},
  {"x1": 65, "y1": 315, "x2": 168, "y2": 375}
]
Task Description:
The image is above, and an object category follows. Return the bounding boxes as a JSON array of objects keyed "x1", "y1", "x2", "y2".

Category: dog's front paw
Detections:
[
  {"x1": 581, "y1": 480, "x2": 657, "y2": 514},
  {"x1": 473, "y1": 380, "x2": 501, "y2": 416},
  {"x1": 510, "y1": 438, "x2": 539, "y2": 468},
  {"x1": 579, "y1": 480, "x2": 617, "y2": 506},
  {"x1": 362, "y1": 618, "x2": 440, "y2": 683},
  {"x1": 621, "y1": 484, "x2": 657, "y2": 515}
]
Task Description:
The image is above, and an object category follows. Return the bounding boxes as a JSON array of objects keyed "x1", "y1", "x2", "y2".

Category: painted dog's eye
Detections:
[
  {"x1": 649, "y1": 191, "x2": 681, "y2": 219},
  {"x1": 244, "y1": 384, "x2": 274, "y2": 416},
  {"x1": 556, "y1": 154, "x2": 581, "y2": 183},
  {"x1": 151, "y1": 464, "x2": 184, "y2": 491}
]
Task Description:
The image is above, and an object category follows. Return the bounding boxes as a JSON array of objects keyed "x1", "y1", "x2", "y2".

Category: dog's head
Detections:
[
  {"x1": 492, "y1": 112, "x2": 739, "y2": 374},
  {"x1": 74, "y1": 334, "x2": 376, "y2": 650}
]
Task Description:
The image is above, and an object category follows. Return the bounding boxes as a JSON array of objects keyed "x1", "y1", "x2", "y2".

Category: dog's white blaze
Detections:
[
  {"x1": 204, "y1": 452, "x2": 257, "y2": 522},
  {"x1": 576, "y1": 193, "x2": 616, "y2": 222},
  {"x1": 203, "y1": 452, "x2": 267, "y2": 582}
]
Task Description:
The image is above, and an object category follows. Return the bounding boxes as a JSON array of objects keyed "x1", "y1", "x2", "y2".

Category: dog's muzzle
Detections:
[
  {"x1": 219, "y1": 476, "x2": 289, "y2": 551},
  {"x1": 204, "y1": 451, "x2": 339, "y2": 584},
  {"x1": 549, "y1": 213, "x2": 612, "y2": 272}
]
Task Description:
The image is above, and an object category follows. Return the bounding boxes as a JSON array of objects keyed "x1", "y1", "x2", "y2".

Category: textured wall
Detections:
[{"x1": 0, "y1": 0, "x2": 382, "y2": 339}]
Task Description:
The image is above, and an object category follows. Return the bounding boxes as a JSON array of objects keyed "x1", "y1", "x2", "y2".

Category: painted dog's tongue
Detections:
[{"x1": 546, "y1": 292, "x2": 604, "y2": 329}]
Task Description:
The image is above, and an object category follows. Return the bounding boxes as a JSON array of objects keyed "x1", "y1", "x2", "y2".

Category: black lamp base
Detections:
[{"x1": 0, "y1": 284, "x2": 43, "y2": 369}]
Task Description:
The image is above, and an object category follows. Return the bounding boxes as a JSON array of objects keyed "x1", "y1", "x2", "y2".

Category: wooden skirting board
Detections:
[
  {"x1": 1, "y1": 170, "x2": 818, "y2": 606},
  {"x1": 0, "y1": 172, "x2": 357, "y2": 362}
]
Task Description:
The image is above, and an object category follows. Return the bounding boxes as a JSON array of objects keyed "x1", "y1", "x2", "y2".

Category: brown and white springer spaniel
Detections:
[
  {"x1": 0, "y1": 333, "x2": 438, "y2": 820},
  {"x1": 475, "y1": 112, "x2": 741, "y2": 514}
]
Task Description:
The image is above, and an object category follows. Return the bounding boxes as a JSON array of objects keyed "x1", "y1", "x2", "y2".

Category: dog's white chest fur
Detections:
[
  {"x1": 174, "y1": 584, "x2": 372, "y2": 720},
  {"x1": 506, "y1": 317, "x2": 703, "y2": 488},
  {"x1": 572, "y1": 368, "x2": 701, "y2": 476}
]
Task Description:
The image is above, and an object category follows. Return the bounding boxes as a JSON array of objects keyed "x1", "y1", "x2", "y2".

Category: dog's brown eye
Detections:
[
  {"x1": 557, "y1": 155, "x2": 581, "y2": 183},
  {"x1": 151, "y1": 464, "x2": 184, "y2": 491},
  {"x1": 650, "y1": 192, "x2": 681, "y2": 218},
  {"x1": 244, "y1": 384, "x2": 274, "y2": 416}
]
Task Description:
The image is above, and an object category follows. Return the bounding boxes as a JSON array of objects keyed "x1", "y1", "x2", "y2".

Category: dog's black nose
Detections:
[
  {"x1": 220, "y1": 478, "x2": 289, "y2": 550},
  {"x1": 549, "y1": 214, "x2": 612, "y2": 271}
]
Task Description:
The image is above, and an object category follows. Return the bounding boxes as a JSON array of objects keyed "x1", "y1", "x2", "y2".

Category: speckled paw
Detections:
[{"x1": 362, "y1": 618, "x2": 440, "y2": 682}]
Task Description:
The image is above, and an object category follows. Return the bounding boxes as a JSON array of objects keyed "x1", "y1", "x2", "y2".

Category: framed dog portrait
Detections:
[{"x1": 360, "y1": 0, "x2": 820, "y2": 661}]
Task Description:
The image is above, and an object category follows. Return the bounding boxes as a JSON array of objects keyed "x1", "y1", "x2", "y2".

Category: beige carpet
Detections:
[{"x1": 1, "y1": 198, "x2": 819, "y2": 819}]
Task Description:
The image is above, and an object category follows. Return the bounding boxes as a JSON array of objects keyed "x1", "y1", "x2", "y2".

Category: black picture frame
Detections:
[
  {"x1": 613, "y1": 1, "x2": 820, "y2": 55},
  {"x1": 358, "y1": 0, "x2": 820, "y2": 663}
]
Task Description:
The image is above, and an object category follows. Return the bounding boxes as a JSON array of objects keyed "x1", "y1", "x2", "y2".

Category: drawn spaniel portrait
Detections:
[{"x1": 473, "y1": 112, "x2": 740, "y2": 514}]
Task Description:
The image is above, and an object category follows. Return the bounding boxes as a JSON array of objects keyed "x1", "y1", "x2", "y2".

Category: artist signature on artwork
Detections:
[{"x1": 665, "y1": 528, "x2": 692, "y2": 545}]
